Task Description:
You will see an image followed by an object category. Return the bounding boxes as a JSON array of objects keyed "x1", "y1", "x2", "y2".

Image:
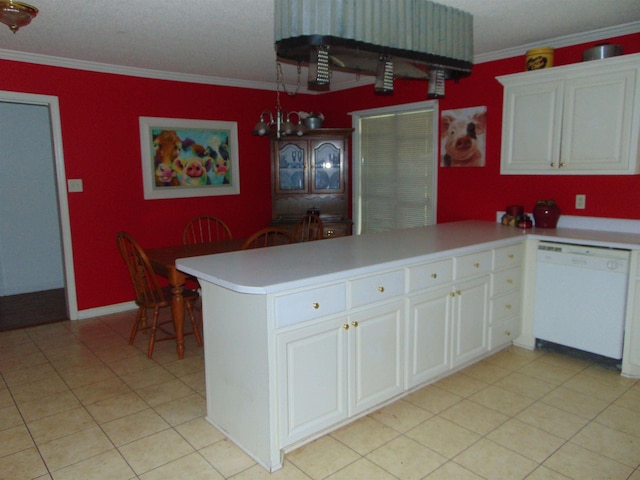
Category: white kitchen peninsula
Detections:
[{"x1": 177, "y1": 221, "x2": 640, "y2": 472}]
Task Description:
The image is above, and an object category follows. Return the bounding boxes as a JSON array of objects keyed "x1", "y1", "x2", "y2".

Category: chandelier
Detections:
[
  {"x1": 274, "y1": 0, "x2": 473, "y2": 98},
  {"x1": 253, "y1": 61, "x2": 307, "y2": 140},
  {"x1": 0, "y1": 1, "x2": 38, "y2": 33}
]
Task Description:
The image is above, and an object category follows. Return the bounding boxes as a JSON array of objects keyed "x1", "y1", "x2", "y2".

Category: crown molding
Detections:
[
  {"x1": 0, "y1": 21, "x2": 637, "y2": 91},
  {"x1": 474, "y1": 21, "x2": 640, "y2": 64},
  {"x1": 0, "y1": 48, "x2": 277, "y2": 91}
]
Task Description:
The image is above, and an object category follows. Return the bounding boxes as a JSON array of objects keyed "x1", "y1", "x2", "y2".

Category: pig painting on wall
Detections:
[{"x1": 440, "y1": 106, "x2": 487, "y2": 167}]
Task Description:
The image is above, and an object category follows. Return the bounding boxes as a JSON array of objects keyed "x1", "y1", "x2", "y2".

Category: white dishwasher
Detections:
[{"x1": 533, "y1": 241, "x2": 630, "y2": 360}]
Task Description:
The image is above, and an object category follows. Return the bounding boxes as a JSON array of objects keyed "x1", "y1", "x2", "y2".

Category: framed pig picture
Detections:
[
  {"x1": 139, "y1": 116, "x2": 240, "y2": 199},
  {"x1": 440, "y1": 106, "x2": 487, "y2": 167}
]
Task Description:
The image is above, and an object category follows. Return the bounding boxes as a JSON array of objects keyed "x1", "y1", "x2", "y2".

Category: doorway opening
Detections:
[{"x1": 0, "y1": 90, "x2": 77, "y2": 330}]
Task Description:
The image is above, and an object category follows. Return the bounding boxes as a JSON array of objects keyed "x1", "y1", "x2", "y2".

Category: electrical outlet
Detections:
[
  {"x1": 575, "y1": 194, "x2": 586, "y2": 209},
  {"x1": 67, "y1": 179, "x2": 83, "y2": 193}
]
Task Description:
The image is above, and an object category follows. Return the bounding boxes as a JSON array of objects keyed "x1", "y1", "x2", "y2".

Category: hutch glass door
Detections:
[
  {"x1": 312, "y1": 140, "x2": 344, "y2": 193},
  {"x1": 276, "y1": 141, "x2": 307, "y2": 193}
]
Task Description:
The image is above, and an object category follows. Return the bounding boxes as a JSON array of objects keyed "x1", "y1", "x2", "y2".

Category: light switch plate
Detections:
[
  {"x1": 575, "y1": 194, "x2": 586, "y2": 209},
  {"x1": 68, "y1": 179, "x2": 83, "y2": 192}
]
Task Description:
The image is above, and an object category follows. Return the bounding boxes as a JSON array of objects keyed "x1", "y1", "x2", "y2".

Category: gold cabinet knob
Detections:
[
  {"x1": 550, "y1": 162, "x2": 555, "y2": 168},
  {"x1": 450, "y1": 292, "x2": 456, "y2": 297},
  {"x1": 506, "y1": 304, "x2": 512, "y2": 310},
  {"x1": 456, "y1": 290, "x2": 461, "y2": 295},
  {"x1": 351, "y1": 321, "x2": 359, "y2": 328},
  {"x1": 508, "y1": 254, "x2": 514, "y2": 259},
  {"x1": 507, "y1": 279, "x2": 513, "y2": 284},
  {"x1": 505, "y1": 330, "x2": 512, "y2": 336},
  {"x1": 343, "y1": 324, "x2": 349, "y2": 330},
  {"x1": 559, "y1": 162, "x2": 566, "y2": 168},
  {"x1": 431, "y1": 273, "x2": 437, "y2": 279},
  {"x1": 473, "y1": 262, "x2": 480, "y2": 268},
  {"x1": 312, "y1": 302, "x2": 319, "y2": 310},
  {"x1": 378, "y1": 286, "x2": 385, "y2": 293},
  {"x1": 326, "y1": 229, "x2": 334, "y2": 237}
]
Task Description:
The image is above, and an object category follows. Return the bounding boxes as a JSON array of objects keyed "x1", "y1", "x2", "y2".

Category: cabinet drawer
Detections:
[
  {"x1": 491, "y1": 266, "x2": 522, "y2": 296},
  {"x1": 488, "y1": 318, "x2": 519, "y2": 350},
  {"x1": 275, "y1": 283, "x2": 347, "y2": 328},
  {"x1": 349, "y1": 270, "x2": 405, "y2": 308},
  {"x1": 493, "y1": 244, "x2": 523, "y2": 270},
  {"x1": 408, "y1": 258, "x2": 453, "y2": 292},
  {"x1": 455, "y1": 250, "x2": 492, "y2": 279},
  {"x1": 490, "y1": 290, "x2": 521, "y2": 323}
]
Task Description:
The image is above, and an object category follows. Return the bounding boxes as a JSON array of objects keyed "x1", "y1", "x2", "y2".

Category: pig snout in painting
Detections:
[{"x1": 441, "y1": 109, "x2": 487, "y2": 167}]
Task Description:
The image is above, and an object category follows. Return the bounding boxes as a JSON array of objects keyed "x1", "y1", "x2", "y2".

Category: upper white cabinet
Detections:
[{"x1": 497, "y1": 53, "x2": 640, "y2": 175}]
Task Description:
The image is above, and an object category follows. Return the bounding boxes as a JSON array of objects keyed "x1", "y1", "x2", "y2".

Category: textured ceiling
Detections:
[{"x1": 0, "y1": 0, "x2": 639, "y2": 91}]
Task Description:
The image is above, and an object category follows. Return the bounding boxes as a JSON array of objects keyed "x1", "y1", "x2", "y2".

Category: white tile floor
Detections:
[{"x1": 1, "y1": 311, "x2": 639, "y2": 479}]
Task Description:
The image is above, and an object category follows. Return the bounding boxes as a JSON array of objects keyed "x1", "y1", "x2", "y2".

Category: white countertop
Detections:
[{"x1": 176, "y1": 220, "x2": 640, "y2": 295}]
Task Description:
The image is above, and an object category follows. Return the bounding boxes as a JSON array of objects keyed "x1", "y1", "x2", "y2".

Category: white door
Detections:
[
  {"x1": 349, "y1": 300, "x2": 404, "y2": 415},
  {"x1": 407, "y1": 286, "x2": 452, "y2": 387},
  {"x1": 0, "y1": 91, "x2": 76, "y2": 320},
  {"x1": 561, "y1": 69, "x2": 635, "y2": 171},
  {"x1": 277, "y1": 317, "x2": 349, "y2": 446},
  {"x1": 500, "y1": 80, "x2": 562, "y2": 172},
  {"x1": 452, "y1": 276, "x2": 489, "y2": 367},
  {"x1": 0, "y1": 102, "x2": 63, "y2": 296}
]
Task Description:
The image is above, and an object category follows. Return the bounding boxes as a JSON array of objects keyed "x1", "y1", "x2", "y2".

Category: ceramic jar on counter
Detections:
[{"x1": 533, "y1": 200, "x2": 561, "y2": 228}]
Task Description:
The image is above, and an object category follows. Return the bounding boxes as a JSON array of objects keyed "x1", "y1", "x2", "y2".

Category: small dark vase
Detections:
[{"x1": 533, "y1": 201, "x2": 561, "y2": 228}]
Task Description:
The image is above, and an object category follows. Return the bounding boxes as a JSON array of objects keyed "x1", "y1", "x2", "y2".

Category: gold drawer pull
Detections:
[
  {"x1": 343, "y1": 324, "x2": 349, "y2": 330},
  {"x1": 351, "y1": 321, "x2": 359, "y2": 328},
  {"x1": 431, "y1": 273, "x2": 437, "y2": 279},
  {"x1": 505, "y1": 330, "x2": 512, "y2": 336},
  {"x1": 507, "y1": 279, "x2": 513, "y2": 284},
  {"x1": 378, "y1": 286, "x2": 385, "y2": 293},
  {"x1": 505, "y1": 304, "x2": 512, "y2": 310},
  {"x1": 312, "y1": 302, "x2": 319, "y2": 310},
  {"x1": 508, "y1": 254, "x2": 514, "y2": 259},
  {"x1": 450, "y1": 292, "x2": 456, "y2": 297},
  {"x1": 473, "y1": 262, "x2": 480, "y2": 268}
]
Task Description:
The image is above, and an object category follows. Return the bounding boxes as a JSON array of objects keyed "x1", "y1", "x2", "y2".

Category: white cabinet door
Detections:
[
  {"x1": 500, "y1": 80, "x2": 562, "y2": 173},
  {"x1": 451, "y1": 276, "x2": 489, "y2": 367},
  {"x1": 348, "y1": 300, "x2": 404, "y2": 415},
  {"x1": 277, "y1": 317, "x2": 348, "y2": 447},
  {"x1": 406, "y1": 286, "x2": 452, "y2": 388},
  {"x1": 561, "y1": 69, "x2": 635, "y2": 172},
  {"x1": 622, "y1": 251, "x2": 640, "y2": 378}
]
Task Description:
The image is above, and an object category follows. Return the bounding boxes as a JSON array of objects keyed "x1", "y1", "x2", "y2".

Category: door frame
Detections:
[{"x1": 0, "y1": 90, "x2": 78, "y2": 320}]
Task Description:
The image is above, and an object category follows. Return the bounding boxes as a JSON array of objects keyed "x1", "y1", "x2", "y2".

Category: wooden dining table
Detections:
[{"x1": 145, "y1": 238, "x2": 247, "y2": 359}]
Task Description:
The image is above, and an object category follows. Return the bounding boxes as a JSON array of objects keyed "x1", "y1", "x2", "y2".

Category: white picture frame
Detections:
[{"x1": 139, "y1": 116, "x2": 240, "y2": 199}]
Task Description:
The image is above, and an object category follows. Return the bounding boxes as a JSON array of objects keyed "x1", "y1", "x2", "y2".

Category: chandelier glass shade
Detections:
[{"x1": 0, "y1": 1, "x2": 38, "y2": 33}]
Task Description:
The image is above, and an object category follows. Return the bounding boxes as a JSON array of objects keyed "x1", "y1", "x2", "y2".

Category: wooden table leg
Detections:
[{"x1": 168, "y1": 270, "x2": 186, "y2": 360}]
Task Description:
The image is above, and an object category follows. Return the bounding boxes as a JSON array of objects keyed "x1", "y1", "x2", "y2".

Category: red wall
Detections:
[
  {"x1": 0, "y1": 31, "x2": 638, "y2": 312},
  {"x1": 0, "y1": 62, "x2": 317, "y2": 310},
  {"x1": 322, "y1": 32, "x2": 640, "y2": 224}
]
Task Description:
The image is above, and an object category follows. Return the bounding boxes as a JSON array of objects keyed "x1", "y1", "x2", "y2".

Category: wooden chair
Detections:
[
  {"x1": 291, "y1": 214, "x2": 324, "y2": 242},
  {"x1": 183, "y1": 215, "x2": 232, "y2": 245},
  {"x1": 241, "y1": 227, "x2": 292, "y2": 250},
  {"x1": 116, "y1": 231, "x2": 202, "y2": 358}
]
